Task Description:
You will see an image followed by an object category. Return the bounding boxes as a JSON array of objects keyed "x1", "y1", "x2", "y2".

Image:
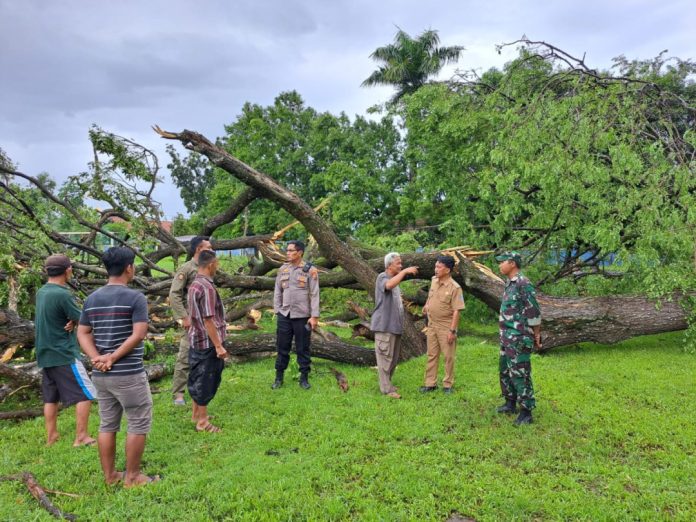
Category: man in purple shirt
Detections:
[{"x1": 187, "y1": 250, "x2": 228, "y2": 433}]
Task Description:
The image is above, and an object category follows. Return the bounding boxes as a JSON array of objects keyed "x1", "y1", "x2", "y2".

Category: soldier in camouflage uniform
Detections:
[
  {"x1": 169, "y1": 236, "x2": 212, "y2": 405},
  {"x1": 495, "y1": 251, "x2": 542, "y2": 425}
]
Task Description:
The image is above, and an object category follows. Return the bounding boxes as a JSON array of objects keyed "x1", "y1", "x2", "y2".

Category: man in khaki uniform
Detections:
[
  {"x1": 169, "y1": 236, "x2": 212, "y2": 405},
  {"x1": 420, "y1": 255, "x2": 465, "y2": 394},
  {"x1": 272, "y1": 240, "x2": 320, "y2": 390}
]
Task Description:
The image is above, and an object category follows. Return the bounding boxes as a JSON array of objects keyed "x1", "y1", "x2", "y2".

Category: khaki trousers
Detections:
[
  {"x1": 374, "y1": 332, "x2": 401, "y2": 394},
  {"x1": 171, "y1": 333, "x2": 190, "y2": 396},
  {"x1": 424, "y1": 327, "x2": 456, "y2": 388}
]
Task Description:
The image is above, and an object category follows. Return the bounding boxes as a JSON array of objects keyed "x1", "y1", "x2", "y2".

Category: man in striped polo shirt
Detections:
[
  {"x1": 77, "y1": 247, "x2": 158, "y2": 487},
  {"x1": 187, "y1": 250, "x2": 228, "y2": 433},
  {"x1": 35, "y1": 254, "x2": 96, "y2": 447}
]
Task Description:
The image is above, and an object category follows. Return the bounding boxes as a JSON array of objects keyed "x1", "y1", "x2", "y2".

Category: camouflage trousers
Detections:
[{"x1": 499, "y1": 341, "x2": 535, "y2": 411}]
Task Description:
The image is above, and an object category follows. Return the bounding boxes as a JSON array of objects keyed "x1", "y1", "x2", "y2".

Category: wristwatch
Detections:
[{"x1": 449, "y1": 329, "x2": 457, "y2": 335}]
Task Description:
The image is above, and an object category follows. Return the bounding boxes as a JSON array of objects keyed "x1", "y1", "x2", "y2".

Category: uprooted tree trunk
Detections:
[{"x1": 452, "y1": 254, "x2": 692, "y2": 350}]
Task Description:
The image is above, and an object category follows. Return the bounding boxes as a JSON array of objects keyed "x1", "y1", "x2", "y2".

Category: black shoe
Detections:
[
  {"x1": 271, "y1": 378, "x2": 283, "y2": 390},
  {"x1": 419, "y1": 386, "x2": 437, "y2": 393},
  {"x1": 514, "y1": 409, "x2": 533, "y2": 425},
  {"x1": 496, "y1": 399, "x2": 518, "y2": 414},
  {"x1": 299, "y1": 378, "x2": 311, "y2": 390},
  {"x1": 442, "y1": 387, "x2": 453, "y2": 394}
]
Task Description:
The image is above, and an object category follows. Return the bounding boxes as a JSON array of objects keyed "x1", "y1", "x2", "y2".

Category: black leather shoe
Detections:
[
  {"x1": 442, "y1": 387, "x2": 453, "y2": 394},
  {"x1": 299, "y1": 378, "x2": 311, "y2": 390},
  {"x1": 514, "y1": 409, "x2": 533, "y2": 425},
  {"x1": 271, "y1": 379, "x2": 283, "y2": 389},
  {"x1": 496, "y1": 399, "x2": 518, "y2": 414},
  {"x1": 419, "y1": 386, "x2": 437, "y2": 393}
]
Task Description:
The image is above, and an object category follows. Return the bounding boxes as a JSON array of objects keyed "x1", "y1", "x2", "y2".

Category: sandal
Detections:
[
  {"x1": 195, "y1": 422, "x2": 222, "y2": 433},
  {"x1": 124, "y1": 474, "x2": 161, "y2": 488}
]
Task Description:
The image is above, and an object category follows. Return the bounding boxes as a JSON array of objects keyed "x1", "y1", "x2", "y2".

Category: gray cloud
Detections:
[{"x1": 1, "y1": 0, "x2": 694, "y2": 217}]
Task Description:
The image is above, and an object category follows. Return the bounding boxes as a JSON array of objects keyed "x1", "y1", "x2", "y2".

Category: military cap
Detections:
[{"x1": 495, "y1": 251, "x2": 522, "y2": 268}]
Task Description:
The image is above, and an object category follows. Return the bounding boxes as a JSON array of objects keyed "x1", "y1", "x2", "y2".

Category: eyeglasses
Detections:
[{"x1": 285, "y1": 248, "x2": 297, "y2": 252}]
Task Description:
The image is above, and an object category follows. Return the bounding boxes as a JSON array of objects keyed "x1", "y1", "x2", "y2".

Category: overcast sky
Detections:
[{"x1": 2, "y1": 0, "x2": 694, "y2": 218}]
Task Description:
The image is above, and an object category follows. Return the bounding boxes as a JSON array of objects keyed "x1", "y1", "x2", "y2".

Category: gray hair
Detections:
[{"x1": 384, "y1": 252, "x2": 401, "y2": 269}]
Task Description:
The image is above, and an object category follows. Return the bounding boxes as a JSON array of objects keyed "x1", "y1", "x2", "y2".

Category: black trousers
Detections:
[{"x1": 275, "y1": 313, "x2": 311, "y2": 375}]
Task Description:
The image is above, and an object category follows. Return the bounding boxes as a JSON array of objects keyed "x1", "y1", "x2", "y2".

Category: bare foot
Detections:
[
  {"x1": 73, "y1": 436, "x2": 97, "y2": 447},
  {"x1": 46, "y1": 434, "x2": 60, "y2": 446},
  {"x1": 105, "y1": 471, "x2": 124, "y2": 485},
  {"x1": 386, "y1": 391, "x2": 401, "y2": 399},
  {"x1": 124, "y1": 473, "x2": 161, "y2": 488}
]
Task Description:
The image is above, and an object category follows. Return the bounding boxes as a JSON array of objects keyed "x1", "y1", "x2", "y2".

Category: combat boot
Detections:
[
  {"x1": 496, "y1": 399, "x2": 517, "y2": 414},
  {"x1": 514, "y1": 408, "x2": 533, "y2": 425},
  {"x1": 271, "y1": 371, "x2": 284, "y2": 389},
  {"x1": 299, "y1": 374, "x2": 311, "y2": 390}
]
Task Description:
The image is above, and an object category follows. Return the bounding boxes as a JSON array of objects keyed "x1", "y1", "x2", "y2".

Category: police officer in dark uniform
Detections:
[{"x1": 272, "y1": 240, "x2": 320, "y2": 390}]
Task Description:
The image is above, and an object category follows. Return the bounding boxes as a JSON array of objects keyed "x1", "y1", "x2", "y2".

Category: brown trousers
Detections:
[
  {"x1": 424, "y1": 327, "x2": 456, "y2": 388},
  {"x1": 374, "y1": 332, "x2": 401, "y2": 394}
]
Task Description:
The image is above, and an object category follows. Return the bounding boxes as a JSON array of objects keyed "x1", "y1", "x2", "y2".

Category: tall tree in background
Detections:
[{"x1": 362, "y1": 28, "x2": 464, "y2": 104}]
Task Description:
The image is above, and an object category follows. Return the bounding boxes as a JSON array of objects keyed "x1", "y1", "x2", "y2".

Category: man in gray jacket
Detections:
[{"x1": 370, "y1": 252, "x2": 418, "y2": 399}]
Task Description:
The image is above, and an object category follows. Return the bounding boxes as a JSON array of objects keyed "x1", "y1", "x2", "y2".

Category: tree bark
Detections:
[
  {"x1": 451, "y1": 254, "x2": 692, "y2": 350},
  {"x1": 0, "y1": 309, "x2": 34, "y2": 350},
  {"x1": 224, "y1": 333, "x2": 376, "y2": 366}
]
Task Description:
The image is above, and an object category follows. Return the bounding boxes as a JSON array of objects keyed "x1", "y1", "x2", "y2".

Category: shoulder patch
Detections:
[{"x1": 178, "y1": 273, "x2": 185, "y2": 280}]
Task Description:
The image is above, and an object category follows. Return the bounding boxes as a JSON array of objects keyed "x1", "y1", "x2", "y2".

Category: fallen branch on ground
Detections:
[{"x1": 0, "y1": 471, "x2": 77, "y2": 520}]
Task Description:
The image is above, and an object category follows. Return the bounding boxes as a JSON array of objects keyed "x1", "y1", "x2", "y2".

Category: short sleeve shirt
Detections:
[
  {"x1": 425, "y1": 277, "x2": 465, "y2": 329},
  {"x1": 34, "y1": 283, "x2": 83, "y2": 368},
  {"x1": 187, "y1": 275, "x2": 226, "y2": 351},
  {"x1": 79, "y1": 285, "x2": 149, "y2": 376},
  {"x1": 273, "y1": 263, "x2": 320, "y2": 318}
]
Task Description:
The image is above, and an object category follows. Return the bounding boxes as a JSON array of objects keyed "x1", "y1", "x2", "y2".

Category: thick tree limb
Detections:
[
  {"x1": 154, "y1": 126, "x2": 427, "y2": 358},
  {"x1": 0, "y1": 309, "x2": 34, "y2": 350},
  {"x1": 224, "y1": 333, "x2": 376, "y2": 366},
  {"x1": 201, "y1": 187, "x2": 259, "y2": 236},
  {"x1": 0, "y1": 363, "x2": 40, "y2": 387}
]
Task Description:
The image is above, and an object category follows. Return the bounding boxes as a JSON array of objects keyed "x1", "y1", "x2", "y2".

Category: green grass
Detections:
[{"x1": 1, "y1": 330, "x2": 695, "y2": 521}]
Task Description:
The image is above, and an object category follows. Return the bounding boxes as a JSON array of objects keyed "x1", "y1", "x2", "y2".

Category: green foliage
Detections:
[
  {"x1": 181, "y1": 91, "x2": 408, "y2": 238},
  {"x1": 403, "y1": 50, "x2": 696, "y2": 293},
  {"x1": 1, "y1": 332, "x2": 694, "y2": 520}
]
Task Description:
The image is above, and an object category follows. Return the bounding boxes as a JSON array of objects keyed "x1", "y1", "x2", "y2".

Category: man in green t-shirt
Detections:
[{"x1": 35, "y1": 254, "x2": 96, "y2": 446}]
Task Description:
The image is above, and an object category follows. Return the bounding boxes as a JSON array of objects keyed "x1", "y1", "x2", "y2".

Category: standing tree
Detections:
[{"x1": 361, "y1": 28, "x2": 464, "y2": 104}]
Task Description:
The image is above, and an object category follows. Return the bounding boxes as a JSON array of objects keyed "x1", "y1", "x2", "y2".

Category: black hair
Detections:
[
  {"x1": 198, "y1": 249, "x2": 217, "y2": 269},
  {"x1": 102, "y1": 247, "x2": 136, "y2": 276},
  {"x1": 287, "y1": 240, "x2": 305, "y2": 253},
  {"x1": 189, "y1": 236, "x2": 210, "y2": 257},
  {"x1": 436, "y1": 255, "x2": 455, "y2": 270}
]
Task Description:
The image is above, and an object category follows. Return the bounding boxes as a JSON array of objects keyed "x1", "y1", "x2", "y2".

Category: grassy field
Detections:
[{"x1": 1, "y1": 329, "x2": 695, "y2": 521}]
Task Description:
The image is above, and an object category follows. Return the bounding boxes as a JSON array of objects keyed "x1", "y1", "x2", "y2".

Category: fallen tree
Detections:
[{"x1": 0, "y1": 116, "x2": 693, "y2": 369}]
